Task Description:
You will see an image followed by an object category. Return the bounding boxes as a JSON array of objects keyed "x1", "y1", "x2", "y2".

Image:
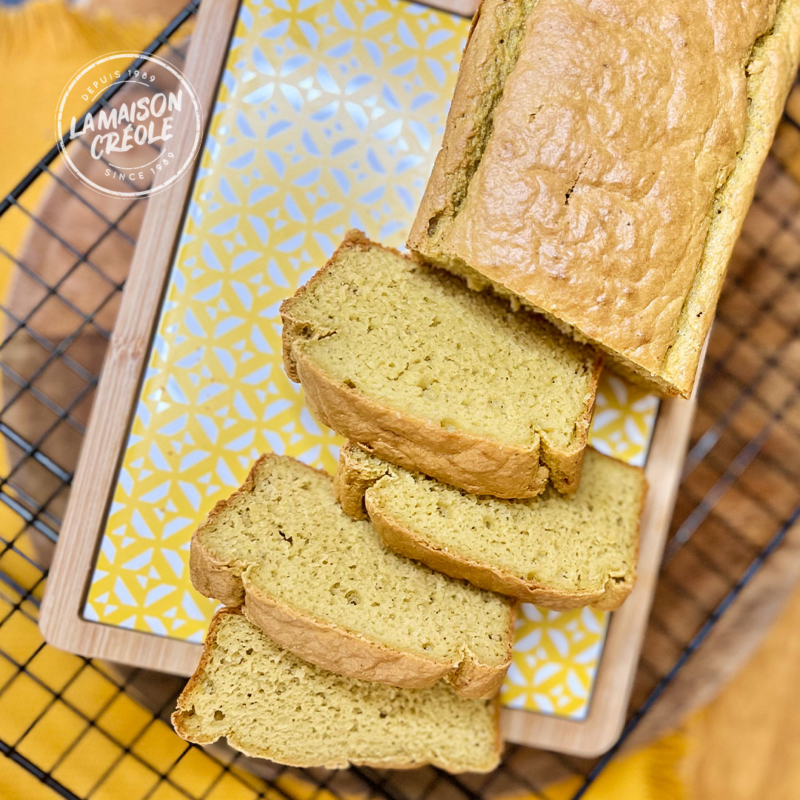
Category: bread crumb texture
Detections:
[
  {"x1": 342, "y1": 445, "x2": 645, "y2": 608},
  {"x1": 282, "y1": 234, "x2": 598, "y2": 454},
  {"x1": 173, "y1": 610, "x2": 500, "y2": 772},
  {"x1": 194, "y1": 455, "x2": 511, "y2": 670}
]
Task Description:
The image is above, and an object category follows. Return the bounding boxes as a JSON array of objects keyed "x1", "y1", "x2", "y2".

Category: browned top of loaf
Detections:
[{"x1": 410, "y1": 0, "x2": 785, "y2": 393}]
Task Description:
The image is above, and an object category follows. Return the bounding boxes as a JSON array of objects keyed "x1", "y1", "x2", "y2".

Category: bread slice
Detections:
[
  {"x1": 280, "y1": 231, "x2": 601, "y2": 499},
  {"x1": 173, "y1": 609, "x2": 501, "y2": 773},
  {"x1": 190, "y1": 454, "x2": 513, "y2": 699},
  {"x1": 335, "y1": 443, "x2": 646, "y2": 610}
]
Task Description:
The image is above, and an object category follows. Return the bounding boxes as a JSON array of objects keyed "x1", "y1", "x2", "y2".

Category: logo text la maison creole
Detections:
[{"x1": 70, "y1": 89, "x2": 184, "y2": 159}]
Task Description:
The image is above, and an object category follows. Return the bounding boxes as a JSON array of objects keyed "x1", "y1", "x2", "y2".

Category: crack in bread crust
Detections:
[{"x1": 409, "y1": 0, "x2": 800, "y2": 397}]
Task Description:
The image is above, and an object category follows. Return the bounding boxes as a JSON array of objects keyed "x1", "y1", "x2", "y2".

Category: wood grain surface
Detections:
[{"x1": 502, "y1": 387, "x2": 698, "y2": 755}]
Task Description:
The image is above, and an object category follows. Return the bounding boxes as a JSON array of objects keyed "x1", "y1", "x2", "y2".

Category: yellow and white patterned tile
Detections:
[
  {"x1": 83, "y1": 0, "x2": 658, "y2": 722},
  {"x1": 502, "y1": 605, "x2": 609, "y2": 720},
  {"x1": 591, "y1": 373, "x2": 660, "y2": 468}
]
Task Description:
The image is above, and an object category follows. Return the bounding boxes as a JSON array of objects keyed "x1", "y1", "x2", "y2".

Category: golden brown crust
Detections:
[
  {"x1": 294, "y1": 350, "x2": 550, "y2": 498},
  {"x1": 368, "y1": 501, "x2": 614, "y2": 610},
  {"x1": 407, "y1": 0, "x2": 500, "y2": 255},
  {"x1": 189, "y1": 458, "x2": 512, "y2": 698},
  {"x1": 338, "y1": 444, "x2": 646, "y2": 611},
  {"x1": 172, "y1": 608, "x2": 226, "y2": 742},
  {"x1": 281, "y1": 230, "x2": 601, "y2": 498},
  {"x1": 172, "y1": 608, "x2": 502, "y2": 772},
  {"x1": 188, "y1": 454, "x2": 272, "y2": 604},
  {"x1": 244, "y1": 581, "x2": 511, "y2": 699},
  {"x1": 661, "y1": 0, "x2": 800, "y2": 396},
  {"x1": 409, "y1": 0, "x2": 800, "y2": 399},
  {"x1": 332, "y1": 440, "x2": 384, "y2": 520}
]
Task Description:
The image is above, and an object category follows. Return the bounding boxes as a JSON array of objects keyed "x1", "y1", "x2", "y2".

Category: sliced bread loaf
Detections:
[
  {"x1": 280, "y1": 231, "x2": 602, "y2": 499},
  {"x1": 173, "y1": 609, "x2": 501, "y2": 772},
  {"x1": 335, "y1": 443, "x2": 646, "y2": 610},
  {"x1": 190, "y1": 454, "x2": 513, "y2": 698}
]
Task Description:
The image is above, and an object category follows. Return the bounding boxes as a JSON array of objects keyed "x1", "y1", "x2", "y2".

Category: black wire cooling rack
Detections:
[{"x1": 4, "y1": 3, "x2": 800, "y2": 798}]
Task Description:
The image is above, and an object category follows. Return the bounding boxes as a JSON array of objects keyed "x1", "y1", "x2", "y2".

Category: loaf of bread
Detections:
[
  {"x1": 190, "y1": 454, "x2": 513, "y2": 698},
  {"x1": 173, "y1": 609, "x2": 502, "y2": 772},
  {"x1": 280, "y1": 231, "x2": 601, "y2": 499},
  {"x1": 335, "y1": 443, "x2": 646, "y2": 610},
  {"x1": 409, "y1": 0, "x2": 800, "y2": 397}
]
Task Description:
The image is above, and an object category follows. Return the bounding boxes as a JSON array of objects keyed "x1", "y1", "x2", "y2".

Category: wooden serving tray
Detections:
[{"x1": 41, "y1": 0, "x2": 697, "y2": 757}]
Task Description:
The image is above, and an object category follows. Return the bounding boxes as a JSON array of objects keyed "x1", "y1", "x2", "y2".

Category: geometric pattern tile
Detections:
[
  {"x1": 501, "y1": 605, "x2": 610, "y2": 721},
  {"x1": 591, "y1": 372, "x2": 660, "y2": 468},
  {"x1": 84, "y1": 0, "x2": 660, "y2": 723}
]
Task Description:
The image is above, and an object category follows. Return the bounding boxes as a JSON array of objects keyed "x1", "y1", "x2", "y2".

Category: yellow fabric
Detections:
[
  {"x1": 0, "y1": 2, "x2": 688, "y2": 798},
  {"x1": 544, "y1": 732, "x2": 687, "y2": 800},
  {"x1": 0, "y1": 0, "x2": 171, "y2": 257}
]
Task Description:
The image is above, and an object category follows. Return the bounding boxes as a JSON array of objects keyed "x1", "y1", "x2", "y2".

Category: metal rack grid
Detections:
[{"x1": 2, "y1": 2, "x2": 800, "y2": 798}]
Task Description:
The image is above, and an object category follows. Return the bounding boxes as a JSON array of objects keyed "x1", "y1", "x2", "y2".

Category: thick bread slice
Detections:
[
  {"x1": 280, "y1": 231, "x2": 601, "y2": 499},
  {"x1": 335, "y1": 444, "x2": 646, "y2": 611},
  {"x1": 173, "y1": 609, "x2": 501, "y2": 773},
  {"x1": 190, "y1": 454, "x2": 513, "y2": 698}
]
